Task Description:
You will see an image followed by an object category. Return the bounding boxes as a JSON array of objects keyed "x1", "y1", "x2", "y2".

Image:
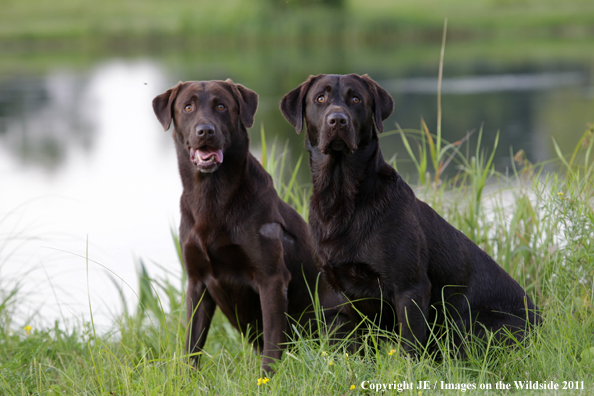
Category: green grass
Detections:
[{"x1": 1, "y1": 121, "x2": 593, "y2": 394}]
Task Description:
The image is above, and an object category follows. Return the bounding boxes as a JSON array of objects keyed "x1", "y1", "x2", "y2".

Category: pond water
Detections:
[{"x1": 1, "y1": 48, "x2": 593, "y2": 331}]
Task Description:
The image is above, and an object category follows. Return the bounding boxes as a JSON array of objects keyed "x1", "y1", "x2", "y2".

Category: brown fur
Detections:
[
  {"x1": 280, "y1": 73, "x2": 540, "y2": 354},
  {"x1": 153, "y1": 80, "x2": 347, "y2": 373}
]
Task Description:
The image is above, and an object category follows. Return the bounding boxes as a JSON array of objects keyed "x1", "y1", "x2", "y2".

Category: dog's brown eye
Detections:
[
  {"x1": 184, "y1": 104, "x2": 193, "y2": 112},
  {"x1": 317, "y1": 95, "x2": 325, "y2": 103},
  {"x1": 216, "y1": 104, "x2": 226, "y2": 111},
  {"x1": 352, "y1": 96, "x2": 360, "y2": 104}
]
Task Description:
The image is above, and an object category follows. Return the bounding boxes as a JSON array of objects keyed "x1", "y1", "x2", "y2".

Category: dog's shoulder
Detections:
[{"x1": 245, "y1": 152, "x2": 276, "y2": 191}]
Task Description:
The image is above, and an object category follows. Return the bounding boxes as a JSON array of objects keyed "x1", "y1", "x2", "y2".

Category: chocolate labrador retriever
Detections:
[
  {"x1": 153, "y1": 79, "x2": 346, "y2": 373},
  {"x1": 280, "y1": 73, "x2": 540, "y2": 354}
]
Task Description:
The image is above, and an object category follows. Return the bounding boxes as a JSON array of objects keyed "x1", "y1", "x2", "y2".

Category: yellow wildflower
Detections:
[
  {"x1": 321, "y1": 351, "x2": 328, "y2": 356},
  {"x1": 24, "y1": 326, "x2": 32, "y2": 335},
  {"x1": 257, "y1": 378, "x2": 262, "y2": 386},
  {"x1": 263, "y1": 377, "x2": 270, "y2": 384},
  {"x1": 350, "y1": 384, "x2": 356, "y2": 390},
  {"x1": 388, "y1": 349, "x2": 396, "y2": 355},
  {"x1": 558, "y1": 192, "x2": 563, "y2": 196},
  {"x1": 328, "y1": 360, "x2": 334, "y2": 366}
]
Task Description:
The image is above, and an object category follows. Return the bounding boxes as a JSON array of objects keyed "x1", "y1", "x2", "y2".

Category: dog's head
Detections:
[
  {"x1": 280, "y1": 74, "x2": 393, "y2": 155},
  {"x1": 153, "y1": 80, "x2": 258, "y2": 173}
]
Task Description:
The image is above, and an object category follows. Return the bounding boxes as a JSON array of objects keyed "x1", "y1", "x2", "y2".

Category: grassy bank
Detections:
[
  {"x1": 1, "y1": 121, "x2": 593, "y2": 394},
  {"x1": 2, "y1": 0, "x2": 594, "y2": 48}
]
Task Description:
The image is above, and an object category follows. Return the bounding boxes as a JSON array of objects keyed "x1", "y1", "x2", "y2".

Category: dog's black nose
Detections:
[
  {"x1": 196, "y1": 124, "x2": 215, "y2": 137},
  {"x1": 327, "y1": 113, "x2": 348, "y2": 128}
]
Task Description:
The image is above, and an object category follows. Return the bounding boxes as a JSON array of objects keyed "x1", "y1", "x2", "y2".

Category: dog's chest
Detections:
[
  {"x1": 310, "y1": 210, "x2": 403, "y2": 297},
  {"x1": 186, "y1": 219, "x2": 254, "y2": 275},
  {"x1": 311, "y1": 212, "x2": 382, "y2": 263}
]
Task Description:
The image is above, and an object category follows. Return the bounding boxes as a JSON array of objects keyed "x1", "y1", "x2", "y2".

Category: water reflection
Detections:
[
  {"x1": 0, "y1": 73, "x2": 94, "y2": 171},
  {"x1": 0, "y1": 61, "x2": 182, "y2": 330},
  {"x1": 2, "y1": 61, "x2": 591, "y2": 178},
  {"x1": 380, "y1": 72, "x2": 586, "y2": 94}
]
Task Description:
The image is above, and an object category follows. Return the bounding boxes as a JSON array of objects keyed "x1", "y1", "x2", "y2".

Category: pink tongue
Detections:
[{"x1": 197, "y1": 148, "x2": 223, "y2": 163}]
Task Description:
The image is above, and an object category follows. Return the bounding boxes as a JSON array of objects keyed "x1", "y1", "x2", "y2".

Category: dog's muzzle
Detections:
[{"x1": 319, "y1": 112, "x2": 358, "y2": 155}]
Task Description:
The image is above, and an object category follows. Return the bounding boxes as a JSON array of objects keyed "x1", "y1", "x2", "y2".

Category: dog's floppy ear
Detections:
[
  {"x1": 360, "y1": 74, "x2": 394, "y2": 133},
  {"x1": 152, "y1": 82, "x2": 183, "y2": 131},
  {"x1": 226, "y1": 79, "x2": 259, "y2": 129},
  {"x1": 280, "y1": 75, "x2": 318, "y2": 134}
]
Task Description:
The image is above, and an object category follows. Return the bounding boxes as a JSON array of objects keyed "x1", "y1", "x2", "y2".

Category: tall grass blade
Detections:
[
  {"x1": 283, "y1": 154, "x2": 303, "y2": 203},
  {"x1": 397, "y1": 124, "x2": 425, "y2": 184},
  {"x1": 260, "y1": 124, "x2": 267, "y2": 171},
  {"x1": 552, "y1": 137, "x2": 572, "y2": 173},
  {"x1": 422, "y1": 117, "x2": 437, "y2": 176},
  {"x1": 437, "y1": 18, "x2": 448, "y2": 167}
]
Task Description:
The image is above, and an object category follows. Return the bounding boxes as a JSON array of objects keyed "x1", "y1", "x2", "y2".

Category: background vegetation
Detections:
[{"x1": 2, "y1": 0, "x2": 594, "y2": 45}]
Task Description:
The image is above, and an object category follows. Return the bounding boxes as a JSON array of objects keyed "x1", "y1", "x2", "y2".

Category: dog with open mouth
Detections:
[
  {"x1": 280, "y1": 73, "x2": 540, "y2": 354},
  {"x1": 153, "y1": 79, "x2": 348, "y2": 374}
]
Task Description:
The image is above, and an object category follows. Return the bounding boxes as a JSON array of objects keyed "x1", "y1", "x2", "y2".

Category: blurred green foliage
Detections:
[{"x1": 1, "y1": 0, "x2": 593, "y2": 45}]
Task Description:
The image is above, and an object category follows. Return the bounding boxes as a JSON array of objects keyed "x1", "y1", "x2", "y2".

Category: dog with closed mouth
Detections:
[
  {"x1": 280, "y1": 73, "x2": 540, "y2": 354},
  {"x1": 153, "y1": 79, "x2": 347, "y2": 373}
]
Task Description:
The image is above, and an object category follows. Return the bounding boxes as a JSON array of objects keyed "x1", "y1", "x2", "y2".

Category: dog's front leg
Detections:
[
  {"x1": 182, "y1": 235, "x2": 215, "y2": 364},
  {"x1": 258, "y1": 269, "x2": 291, "y2": 375},
  {"x1": 186, "y1": 278, "x2": 216, "y2": 362}
]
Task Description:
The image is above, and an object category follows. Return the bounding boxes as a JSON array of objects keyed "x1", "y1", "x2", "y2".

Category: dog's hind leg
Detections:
[{"x1": 394, "y1": 279, "x2": 431, "y2": 354}]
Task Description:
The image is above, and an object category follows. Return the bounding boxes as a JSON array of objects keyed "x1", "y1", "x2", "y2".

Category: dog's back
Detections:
[{"x1": 415, "y1": 191, "x2": 540, "y2": 341}]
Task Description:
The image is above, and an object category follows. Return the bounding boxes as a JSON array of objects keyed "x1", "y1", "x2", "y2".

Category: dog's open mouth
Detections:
[{"x1": 190, "y1": 146, "x2": 224, "y2": 172}]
